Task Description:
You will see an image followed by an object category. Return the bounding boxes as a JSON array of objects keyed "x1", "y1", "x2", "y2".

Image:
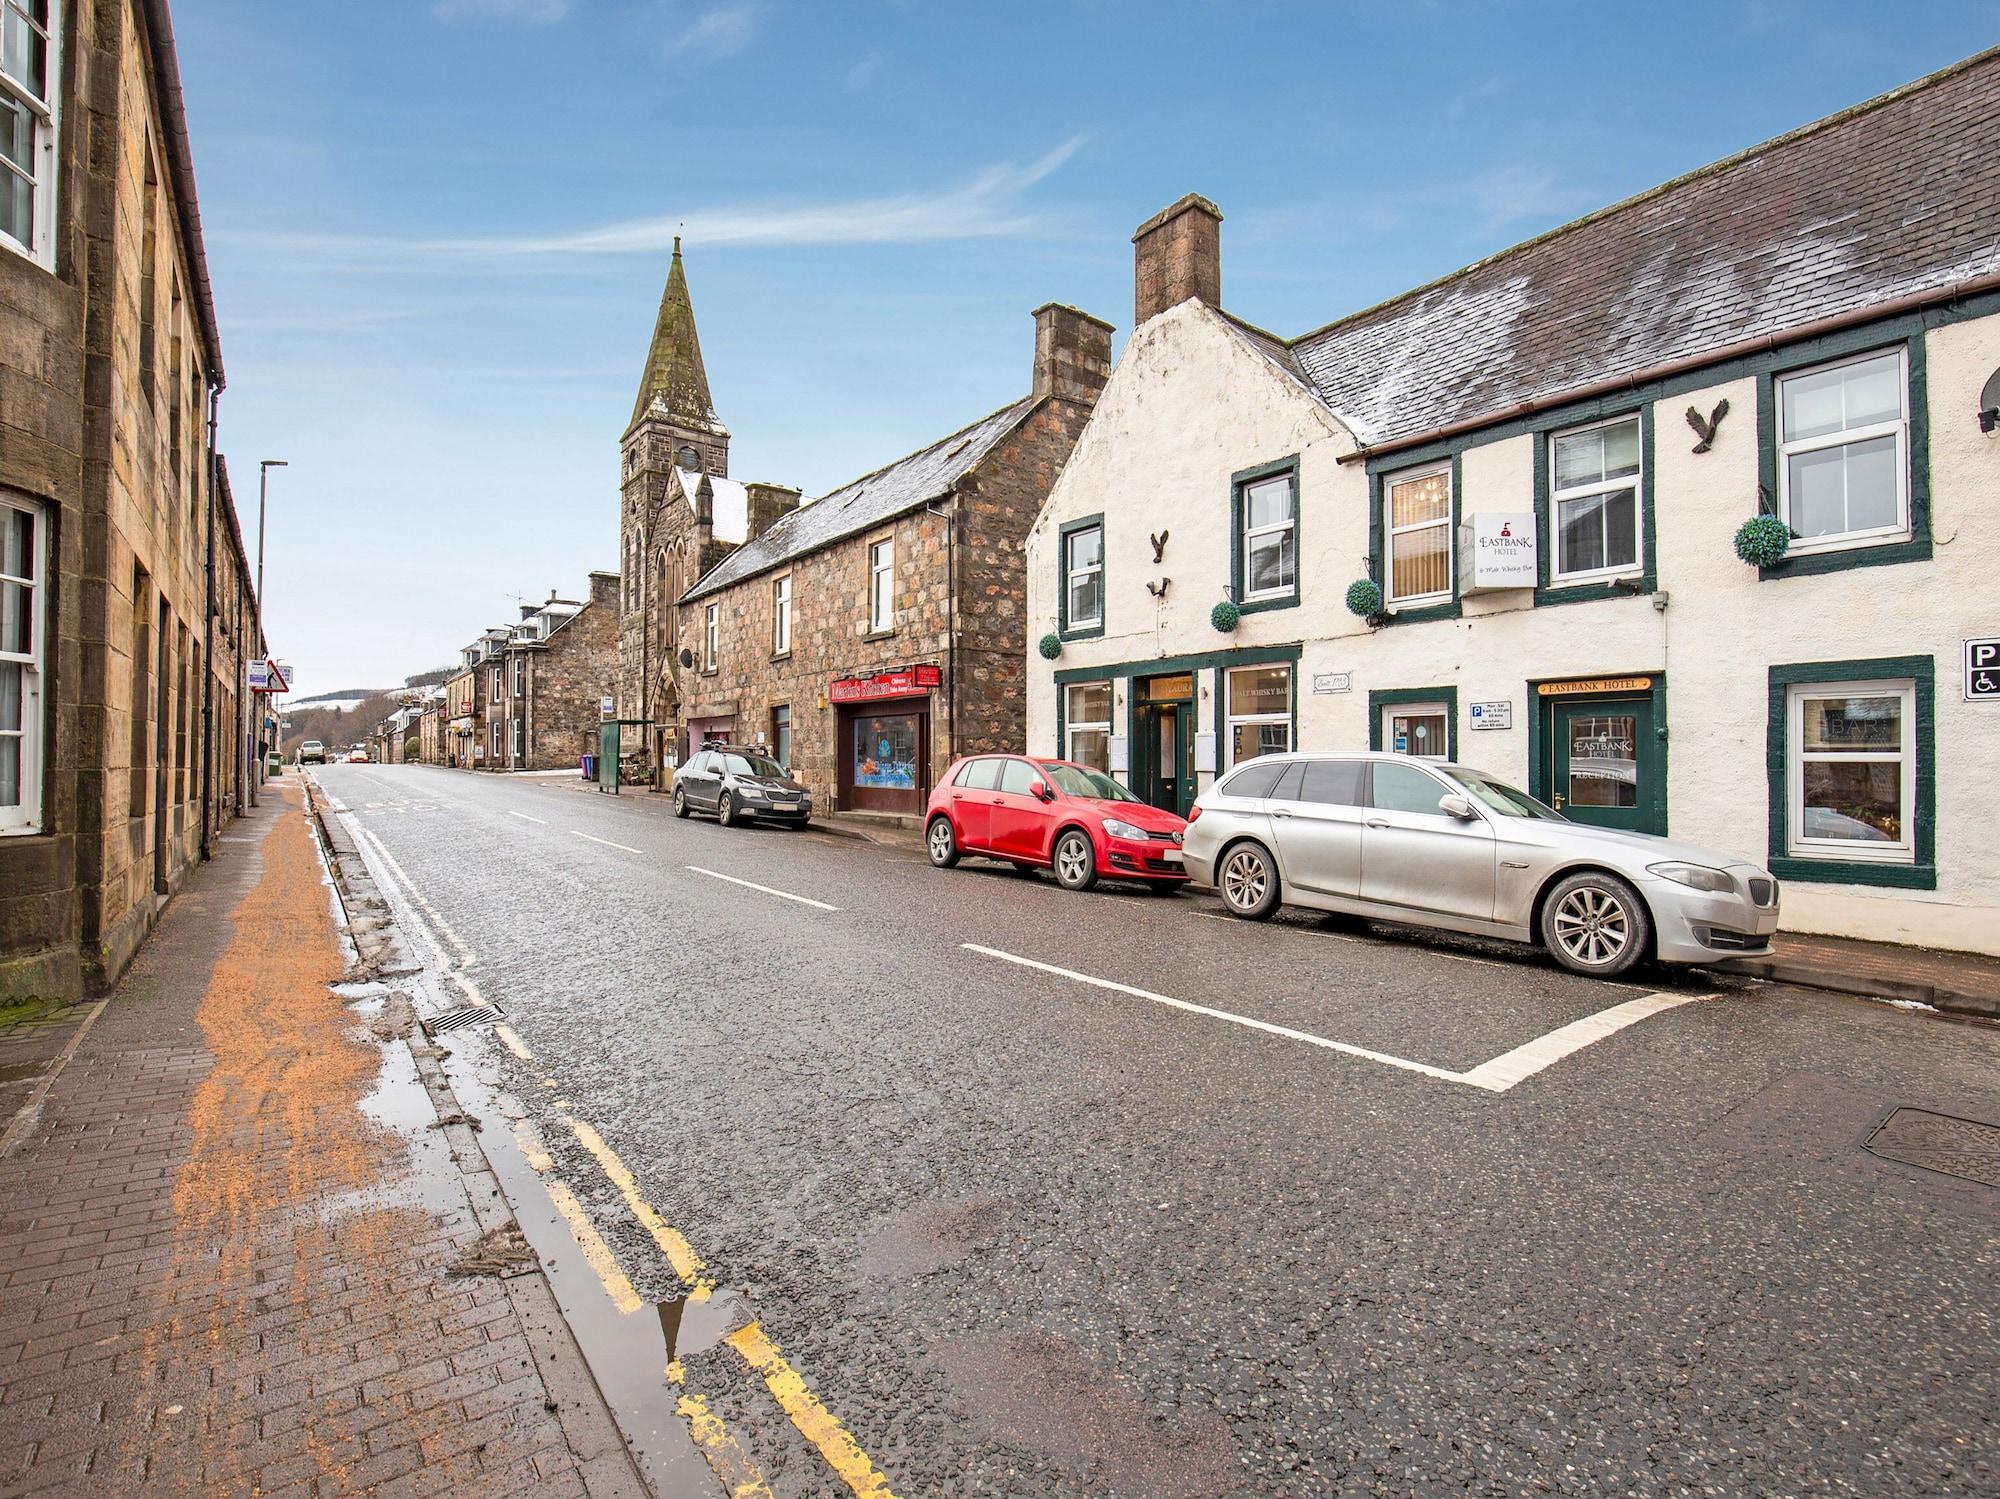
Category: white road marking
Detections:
[
  {"x1": 573, "y1": 831, "x2": 642, "y2": 854},
  {"x1": 509, "y1": 811, "x2": 549, "y2": 825},
  {"x1": 961, "y1": 942, "x2": 1702, "y2": 1093},
  {"x1": 685, "y1": 866, "x2": 839, "y2": 911}
]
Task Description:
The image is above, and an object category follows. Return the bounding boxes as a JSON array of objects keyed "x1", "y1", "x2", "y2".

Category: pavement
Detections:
[
  {"x1": 0, "y1": 781, "x2": 650, "y2": 1498},
  {"x1": 291, "y1": 762, "x2": 1998, "y2": 1498}
]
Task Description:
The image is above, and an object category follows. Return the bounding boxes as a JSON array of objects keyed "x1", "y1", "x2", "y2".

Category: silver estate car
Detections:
[{"x1": 1182, "y1": 752, "x2": 1779, "y2": 978}]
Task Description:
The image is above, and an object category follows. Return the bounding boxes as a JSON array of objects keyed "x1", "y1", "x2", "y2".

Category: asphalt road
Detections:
[{"x1": 315, "y1": 763, "x2": 1998, "y2": 1497}]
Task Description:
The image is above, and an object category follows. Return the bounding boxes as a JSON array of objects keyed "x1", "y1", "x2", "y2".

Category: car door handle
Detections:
[
  {"x1": 1364, "y1": 817, "x2": 1390, "y2": 829},
  {"x1": 1271, "y1": 808, "x2": 1294, "y2": 818}
]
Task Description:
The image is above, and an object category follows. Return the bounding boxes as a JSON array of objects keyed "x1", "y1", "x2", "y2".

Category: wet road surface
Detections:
[{"x1": 316, "y1": 763, "x2": 1999, "y2": 1497}]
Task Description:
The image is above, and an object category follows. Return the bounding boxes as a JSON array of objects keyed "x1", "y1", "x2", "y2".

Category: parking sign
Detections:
[{"x1": 1967, "y1": 638, "x2": 2000, "y2": 700}]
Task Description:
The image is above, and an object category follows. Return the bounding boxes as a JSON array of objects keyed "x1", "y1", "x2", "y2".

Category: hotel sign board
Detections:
[
  {"x1": 828, "y1": 663, "x2": 942, "y2": 703},
  {"x1": 1461, "y1": 513, "x2": 1538, "y2": 593},
  {"x1": 1537, "y1": 677, "x2": 1652, "y2": 697}
]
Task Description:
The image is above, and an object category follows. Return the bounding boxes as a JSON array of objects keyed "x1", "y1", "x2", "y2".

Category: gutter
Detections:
[
  {"x1": 199, "y1": 385, "x2": 218, "y2": 859},
  {"x1": 137, "y1": 0, "x2": 223, "y2": 386},
  {"x1": 1335, "y1": 268, "x2": 2000, "y2": 466}
]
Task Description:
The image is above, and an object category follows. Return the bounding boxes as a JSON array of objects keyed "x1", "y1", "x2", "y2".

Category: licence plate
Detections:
[{"x1": 1159, "y1": 849, "x2": 1183, "y2": 863}]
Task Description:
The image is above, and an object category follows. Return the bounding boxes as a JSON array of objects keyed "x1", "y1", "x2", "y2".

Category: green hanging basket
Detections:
[
  {"x1": 1734, "y1": 514, "x2": 1791, "y2": 567},
  {"x1": 1037, "y1": 632, "x2": 1064, "y2": 661},
  {"x1": 1209, "y1": 600, "x2": 1241, "y2": 634},
  {"x1": 1345, "y1": 578, "x2": 1383, "y2": 617}
]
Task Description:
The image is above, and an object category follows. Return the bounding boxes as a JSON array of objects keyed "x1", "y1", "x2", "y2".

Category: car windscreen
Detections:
[
  {"x1": 1441, "y1": 768, "x2": 1565, "y2": 819},
  {"x1": 1041, "y1": 764, "x2": 1139, "y2": 802},
  {"x1": 722, "y1": 754, "x2": 787, "y2": 779}
]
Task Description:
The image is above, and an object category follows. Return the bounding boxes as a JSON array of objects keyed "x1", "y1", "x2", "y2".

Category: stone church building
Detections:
[{"x1": 616, "y1": 242, "x2": 1111, "y2": 817}]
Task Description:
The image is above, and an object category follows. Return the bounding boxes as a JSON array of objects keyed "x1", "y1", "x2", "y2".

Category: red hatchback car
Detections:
[{"x1": 924, "y1": 754, "x2": 1190, "y2": 891}]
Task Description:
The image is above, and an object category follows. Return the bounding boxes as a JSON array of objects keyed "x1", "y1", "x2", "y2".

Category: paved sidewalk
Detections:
[
  {"x1": 1721, "y1": 929, "x2": 2000, "y2": 1020},
  {"x1": 0, "y1": 783, "x2": 644, "y2": 1497}
]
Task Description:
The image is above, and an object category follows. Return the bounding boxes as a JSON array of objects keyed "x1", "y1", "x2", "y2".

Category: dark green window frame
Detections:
[
  {"x1": 1053, "y1": 644, "x2": 1304, "y2": 762},
  {"x1": 1368, "y1": 686, "x2": 1459, "y2": 761},
  {"x1": 1367, "y1": 453, "x2": 1463, "y2": 625},
  {"x1": 1056, "y1": 512, "x2": 1105, "y2": 641},
  {"x1": 1214, "y1": 659, "x2": 1300, "y2": 772},
  {"x1": 1532, "y1": 406, "x2": 1656, "y2": 605},
  {"x1": 1765, "y1": 655, "x2": 1935, "y2": 889},
  {"x1": 1229, "y1": 456, "x2": 1301, "y2": 615},
  {"x1": 1755, "y1": 323, "x2": 1930, "y2": 580}
]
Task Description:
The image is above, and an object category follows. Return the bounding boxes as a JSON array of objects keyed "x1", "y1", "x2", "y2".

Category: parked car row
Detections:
[{"x1": 921, "y1": 750, "x2": 1780, "y2": 979}]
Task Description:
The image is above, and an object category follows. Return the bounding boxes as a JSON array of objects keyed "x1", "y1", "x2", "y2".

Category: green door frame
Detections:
[
  {"x1": 1528, "y1": 677, "x2": 1668, "y2": 834},
  {"x1": 1130, "y1": 678, "x2": 1195, "y2": 817}
]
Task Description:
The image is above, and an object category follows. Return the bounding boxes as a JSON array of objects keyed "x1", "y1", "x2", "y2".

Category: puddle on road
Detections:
[
  {"x1": 437, "y1": 1034, "x2": 729, "y2": 1498},
  {"x1": 306, "y1": 1024, "x2": 470, "y2": 1225}
]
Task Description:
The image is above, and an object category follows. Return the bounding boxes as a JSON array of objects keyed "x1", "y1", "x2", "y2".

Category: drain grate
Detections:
[
  {"x1": 1864, "y1": 1108, "x2": 2000, "y2": 1188},
  {"x1": 420, "y1": 1004, "x2": 505, "y2": 1037}
]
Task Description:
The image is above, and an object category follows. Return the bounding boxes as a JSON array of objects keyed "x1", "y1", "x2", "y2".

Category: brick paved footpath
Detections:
[{"x1": 0, "y1": 783, "x2": 647, "y2": 1497}]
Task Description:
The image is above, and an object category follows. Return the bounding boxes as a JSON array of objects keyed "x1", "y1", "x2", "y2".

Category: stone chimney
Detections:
[
  {"x1": 692, "y1": 468, "x2": 714, "y2": 560},
  {"x1": 588, "y1": 570, "x2": 619, "y2": 608},
  {"x1": 1032, "y1": 304, "x2": 1114, "y2": 407},
  {"x1": 745, "y1": 482, "x2": 803, "y2": 542},
  {"x1": 1132, "y1": 193, "x2": 1222, "y2": 326},
  {"x1": 518, "y1": 604, "x2": 538, "y2": 621}
]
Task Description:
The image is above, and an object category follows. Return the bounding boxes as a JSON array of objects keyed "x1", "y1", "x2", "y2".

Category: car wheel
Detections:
[
  {"x1": 717, "y1": 791, "x2": 737, "y2": 828},
  {"x1": 1052, "y1": 831, "x2": 1097, "y2": 892},
  {"x1": 926, "y1": 817, "x2": 960, "y2": 868},
  {"x1": 1218, "y1": 841, "x2": 1280, "y2": 920},
  {"x1": 672, "y1": 787, "x2": 690, "y2": 819},
  {"x1": 1540, "y1": 871, "x2": 1651, "y2": 978}
]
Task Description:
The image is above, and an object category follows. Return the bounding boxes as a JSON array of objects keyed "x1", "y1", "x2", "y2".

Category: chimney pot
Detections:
[
  {"x1": 1031, "y1": 303, "x2": 1114, "y2": 407},
  {"x1": 1132, "y1": 193, "x2": 1222, "y2": 326},
  {"x1": 744, "y1": 482, "x2": 804, "y2": 542}
]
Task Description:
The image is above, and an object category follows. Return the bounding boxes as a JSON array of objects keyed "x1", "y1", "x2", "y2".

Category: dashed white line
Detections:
[
  {"x1": 509, "y1": 811, "x2": 549, "y2": 825},
  {"x1": 685, "y1": 866, "x2": 839, "y2": 911},
  {"x1": 573, "y1": 831, "x2": 642, "y2": 854},
  {"x1": 960, "y1": 942, "x2": 1702, "y2": 1093}
]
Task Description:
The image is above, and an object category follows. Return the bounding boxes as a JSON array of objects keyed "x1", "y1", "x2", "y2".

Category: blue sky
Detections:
[{"x1": 173, "y1": 1, "x2": 1999, "y2": 697}]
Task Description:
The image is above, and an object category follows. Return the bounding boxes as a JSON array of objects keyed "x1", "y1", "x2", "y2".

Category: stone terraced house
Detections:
[
  {"x1": 1023, "y1": 49, "x2": 2000, "y2": 956},
  {"x1": 2, "y1": 0, "x2": 268, "y2": 1001}
]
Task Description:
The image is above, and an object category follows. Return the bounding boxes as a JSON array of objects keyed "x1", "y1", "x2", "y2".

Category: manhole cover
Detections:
[
  {"x1": 1863, "y1": 1108, "x2": 2000, "y2": 1187},
  {"x1": 420, "y1": 1004, "x2": 504, "y2": 1036}
]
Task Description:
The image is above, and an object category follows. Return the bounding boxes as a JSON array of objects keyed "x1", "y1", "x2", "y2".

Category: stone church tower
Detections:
[{"x1": 618, "y1": 239, "x2": 730, "y2": 767}]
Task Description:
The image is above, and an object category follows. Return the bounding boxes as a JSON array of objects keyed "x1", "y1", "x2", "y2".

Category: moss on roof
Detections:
[{"x1": 630, "y1": 238, "x2": 719, "y2": 432}]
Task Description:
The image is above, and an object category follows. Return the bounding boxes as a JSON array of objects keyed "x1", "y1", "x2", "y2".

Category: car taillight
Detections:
[{"x1": 1186, "y1": 805, "x2": 1202, "y2": 823}]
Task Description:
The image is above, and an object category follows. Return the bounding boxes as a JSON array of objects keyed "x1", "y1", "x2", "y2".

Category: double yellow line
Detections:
[{"x1": 494, "y1": 1023, "x2": 899, "y2": 1499}]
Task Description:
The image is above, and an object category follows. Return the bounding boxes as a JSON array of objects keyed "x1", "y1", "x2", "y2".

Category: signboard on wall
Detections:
[
  {"x1": 1311, "y1": 672, "x2": 1353, "y2": 695},
  {"x1": 1108, "y1": 734, "x2": 1129, "y2": 773},
  {"x1": 1469, "y1": 701, "x2": 1513, "y2": 731},
  {"x1": 828, "y1": 663, "x2": 943, "y2": 703},
  {"x1": 1966, "y1": 638, "x2": 2000, "y2": 700},
  {"x1": 1461, "y1": 513, "x2": 1538, "y2": 593}
]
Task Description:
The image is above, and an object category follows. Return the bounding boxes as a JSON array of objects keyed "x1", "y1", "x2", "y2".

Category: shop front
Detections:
[
  {"x1": 831, "y1": 665, "x2": 940, "y2": 815},
  {"x1": 1529, "y1": 675, "x2": 1666, "y2": 835},
  {"x1": 686, "y1": 713, "x2": 737, "y2": 758}
]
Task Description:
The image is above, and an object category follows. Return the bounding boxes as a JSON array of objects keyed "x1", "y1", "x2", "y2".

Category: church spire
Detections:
[{"x1": 629, "y1": 236, "x2": 720, "y2": 433}]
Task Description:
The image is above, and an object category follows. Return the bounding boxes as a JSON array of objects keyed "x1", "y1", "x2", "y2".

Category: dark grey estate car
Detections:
[{"x1": 671, "y1": 747, "x2": 812, "y2": 828}]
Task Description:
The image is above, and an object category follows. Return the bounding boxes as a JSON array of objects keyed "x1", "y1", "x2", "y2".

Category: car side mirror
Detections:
[
  {"x1": 1438, "y1": 793, "x2": 1478, "y2": 821},
  {"x1": 1028, "y1": 781, "x2": 1051, "y2": 801}
]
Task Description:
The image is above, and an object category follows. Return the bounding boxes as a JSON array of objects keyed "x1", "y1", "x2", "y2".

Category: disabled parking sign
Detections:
[{"x1": 1967, "y1": 638, "x2": 2000, "y2": 700}]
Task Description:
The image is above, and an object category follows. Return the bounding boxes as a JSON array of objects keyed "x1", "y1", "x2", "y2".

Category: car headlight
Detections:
[
  {"x1": 1648, "y1": 862, "x2": 1734, "y2": 893},
  {"x1": 1101, "y1": 819, "x2": 1146, "y2": 841},
  {"x1": 737, "y1": 786, "x2": 766, "y2": 800}
]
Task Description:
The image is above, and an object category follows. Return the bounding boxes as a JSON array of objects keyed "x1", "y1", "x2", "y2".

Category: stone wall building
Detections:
[
  {"x1": 673, "y1": 303, "x2": 1112, "y2": 818},
  {"x1": 1, "y1": 0, "x2": 266, "y2": 1001},
  {"x1": 476, "y1": 572, "x2": 619, "y2": 773}
]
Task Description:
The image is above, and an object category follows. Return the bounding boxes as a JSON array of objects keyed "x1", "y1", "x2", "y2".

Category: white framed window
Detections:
[
  {"x1": 513, "y1": 718, "x2": 524, "y2": 760},
  {"x1": 1786, "y1": 678, "x2": 1916, "y2": 863},
  {"x1": 1225, "y1": 665, "x2": 1292, "y2": 768},
  {"x1": 868, "y1": 538, "x2": 894, "y2": 632},
  {"x1": 1, "y1": 0, "x2": 58, "y2": 269},
  {"x1": 489, "y1": 666, "x2": 500, "y2": 704},
  {"x1": 1384, "y1": 465, "x2": 1451, "y2": 606},
  {"x1": 511, "y1": 656, "x2": 523, "y2": 695},
  {"x1": 772, "y1": 574, "x2": 791, "y2": 655},
  {"x1": 1776, "y1": 348, "x2": 1909, "y2": 553},
  {"x1": 1239, "y1": 472, "x2": 1295, "y2": 601},
  {"x1": 703, "y1": 603, "x2": 718, "y2": 671},
  {"x1": 1063, "y1": 681, "x2": 1111, "y2": 771},
  {"x1": 1064, "y1": 523, "x2": 1102, "y2": 629},
  {"x1": 1382, "y1": 701, "x2": 1449, "y2": 759},
  {"x1": 1550, "y1": 415, "x2": 1641, "y2": 583},
  {"x1": 1, "y1": 493, "x2": 46, "y2": 833}
]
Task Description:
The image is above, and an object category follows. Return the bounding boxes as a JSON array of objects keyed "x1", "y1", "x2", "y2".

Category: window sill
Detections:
[
  {"x1": 1769, "y1": 855, "x2": 1935, "y2": 890},
  {"x1": 1759, "y1": 532, "x2": 1929, "y2": 580},
  {"x1": 1059, "y1": 623, "x2": 1104, "y2": 642},
  {"x1": 1237, "y1": 592, "x2": 1299, "y2": 616},
  {"x1": 862, "y1": 627, "x2": 897, "y2": 642},
  {"x1": 1534, "y1": 575, "x2": 1653, "y2": 607},
  {"x1": 771, "y1": 650, "x2": 792, "y2": 662},
  {"x1": 1379, "y1": 597, "x2": 1461, "y2": 625}
]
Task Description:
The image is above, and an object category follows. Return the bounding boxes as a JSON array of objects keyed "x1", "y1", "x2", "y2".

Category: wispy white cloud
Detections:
[
  {"x1": 842, "y1": 49, "x2": 885, "y2": 94},
  {"x1": 432, "y1": 0, "x2": 573, "y2": 22},
  {"x1": 225, "y1": 138, "x2": 1087, "y2": 263},
  {"x1": 1460, "y1": 161, "x2": 1598, "y2": 236},
  {"x1": 677, "y1": 3, "x2": 760, "y2": 56}
]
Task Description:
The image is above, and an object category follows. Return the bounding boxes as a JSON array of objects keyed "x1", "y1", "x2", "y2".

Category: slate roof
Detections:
[
  {"x1": 675, "y1": 469, "x2": 749, "y2": 546},
  {"x1": 1264, "y1": 48, "x2": 2000, "y2": 449},
  {"x1": 683, "y1": 397, "x2": 1036, "y2": 602}
]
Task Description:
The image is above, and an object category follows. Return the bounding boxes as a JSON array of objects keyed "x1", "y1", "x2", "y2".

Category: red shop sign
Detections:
[{"x1": 829, "y1": 664, "x2": 941, "y2": 703}]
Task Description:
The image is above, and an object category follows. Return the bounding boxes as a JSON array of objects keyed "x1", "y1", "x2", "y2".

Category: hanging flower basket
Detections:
[
  {"x1": 1734, "y1": 514, "x2": 1791, "y2": 567},
  {"x1": 1037, "y1": 632, "x2": 1064, "y2": 661},
  {"x1": 1209, "y1": 600, "x2": 1241, "y2": 634},
  {"x1": 1344, "y1": 578, "x2": 1383, "y2": 618}
]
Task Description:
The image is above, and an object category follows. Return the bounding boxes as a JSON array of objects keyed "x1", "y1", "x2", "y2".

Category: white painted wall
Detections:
[{"x1": 1027, "y1": 299, "x2": 2000, "y2": 955}]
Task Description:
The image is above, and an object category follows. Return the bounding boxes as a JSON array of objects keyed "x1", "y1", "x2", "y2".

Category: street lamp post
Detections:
[{"x1": 253, "y1": 460, "x2": 287, "y2": 806}]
